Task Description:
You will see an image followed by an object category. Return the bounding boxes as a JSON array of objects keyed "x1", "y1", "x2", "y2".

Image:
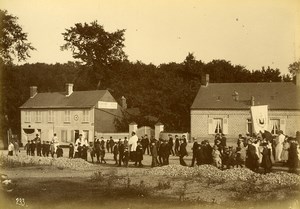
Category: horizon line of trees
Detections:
[{"x1": 1, "y1": 9, "x2": 299, "y2": 144}]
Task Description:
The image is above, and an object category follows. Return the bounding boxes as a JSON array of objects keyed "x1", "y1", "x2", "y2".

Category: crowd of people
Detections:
[{"x1": 7, "y1": 130, "x2": 300, "y2": 174}]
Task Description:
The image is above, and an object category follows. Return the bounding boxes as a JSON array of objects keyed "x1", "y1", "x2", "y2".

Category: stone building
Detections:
[
  {"x1": 191, "y1": 74, "x2": 300, "y2": 141},
  {"x1": 20, "y1": 84, "x2": 123, "y2": 145}
]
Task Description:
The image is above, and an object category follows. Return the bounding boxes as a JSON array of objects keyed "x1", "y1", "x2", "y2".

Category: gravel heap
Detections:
[
  {"x1": 0, "y1": 155, "x2": 93, "y2": 170},
  {"x1": 147, "y1": 165, "x2": 300, "y2": 187}
]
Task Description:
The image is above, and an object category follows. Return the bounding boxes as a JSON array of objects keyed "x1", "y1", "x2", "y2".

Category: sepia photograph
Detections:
[{"x1": 0, "y1": 0, "x2": 300, "y2": 208}]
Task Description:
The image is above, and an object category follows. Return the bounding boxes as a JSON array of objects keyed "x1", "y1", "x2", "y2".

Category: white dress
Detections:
[{"x1": 275, "y1": 134, "x2": 285, "y2": 162}]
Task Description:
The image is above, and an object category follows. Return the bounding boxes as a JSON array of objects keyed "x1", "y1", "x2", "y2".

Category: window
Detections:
[
  {"x1": 64, "y1": 110, "x2": 71, "y2": 122},
  {"x1": 61, "y1": 130, "x2": 68, "y2": 142},
  {"x1": 213, "y1": 118, "x2": 223, "y2": 134},
  {"x1": 25, "y1": 111, "x2": 31, "y2": 122},
  {"x1": 270, "y1": 119, "x2": 280, "y2": 135},
  {"x1": 83, "y1": 130, "x2": 89, "y2": 141},
  {"x1": 48, "y1": 110, "x2": 54, "y2": 123},
  {"x1": 83, "y1": 110, "x2": 89, "y2": 122},
  {"x1": 208, "y1": 117, "x2": 228, "y2": 134},
  {"x1": 247, "y1": 119, "x2": 253, "y2": 135},
  {"x1": 35, "y1": 111, "x2": 42, "y2": 122}
]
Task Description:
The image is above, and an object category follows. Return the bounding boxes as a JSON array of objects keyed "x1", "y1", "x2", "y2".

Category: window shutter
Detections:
[
  {"x1": 268, "y1": 119, "x2": 272, "y2": 132},
  {"x1": 280, "y1": 119, "x2": 286, "y2": 134},
  {"x1": 71, "y1": 130, "x2": 74, "y2": 143},
  {"x1": 223, "y1": 118, "x2": 228, "y2": 134},
  {"x1": 208, "y1": 118, "x2": 213, "y2": 134}
]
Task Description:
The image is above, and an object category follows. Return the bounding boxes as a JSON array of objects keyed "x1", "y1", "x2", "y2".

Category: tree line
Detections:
[{"x1": 0, "y1": 9, "x2": 299, "y2": 143}]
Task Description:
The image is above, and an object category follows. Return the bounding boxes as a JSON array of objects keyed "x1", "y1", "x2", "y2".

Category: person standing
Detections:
[
  {"x1": 128, "y1": 131, "x2": 138, "y2": 164},
  {"x1": 30, "y1": 140, "x2": 36, "y2": 156},
  {"x1": 179, "y1": 137, "x2": 188, "y2": 166},
  {"x1": 113, "y1": 142, "x2": 119, "y2": 165},
  {"x1": 94, "y1": 138, "x2": 101, "y2": 163},
  {"x1": 260, "y1": 142, "x2": 272, "y2": 174},
  {"x1": 190, "y1": 138, "x2": 198, "y2": 167},
  {"x1": 36, "y1": 138, "x2": 42, "y2": 156},
  {"x1": 25, "y1": 140, "x2": 31, "y2": 156},
  {"x1": 168, "y1": 134, "x2": 175, "y2": 156},
  {"x1": 174, "y1": 135, "x2": 180, "y2": 156},
  {"x1": 56, "y1": 145, "x2": 63, "y2": 158},
  {"x1": 106, "y1": 139, "x2": 110, "y2": 153},
  {"x1": 135, "y1": 141, "x2": 144, "y2": 167},
  {"x1": 151, "y1": 141, "x2": 158, "y2": 167},
  {"x1": 69, "y1": 143, "x2": 74, "y2": 158},
  {"x1": 100, "y1": 143, "x2": 106, "y2": 164},
  {"x1": 288, "y1": 138, "x2": 299, "y2": 174},
  {"x1": 275, "y1": 130, "x2": 285, "y2": 162},
  {"x1": 118, "y1": 140, "x2": 125, "y2": 167},
  {"x1": 52, "y1": 133, "x2": 59, "y2": 154},
  {"x1": 144, "y1": 134, "x2": 150, "y2": 155},
  {"x1": 109, "y1": 137, "x2": 115, "y2": 154},
  {"x1": 50, "y1": 141, "x2": 55, "y2": 158},
  {"x1": 13, "y1": 140, "x2": 20, "y2": 156},
  {"x1": 212, "y1": 145, "x2": 222, "y2": 169},
  {"x1": 8, "y1": 141, "x2": 14, "y2": 156}
]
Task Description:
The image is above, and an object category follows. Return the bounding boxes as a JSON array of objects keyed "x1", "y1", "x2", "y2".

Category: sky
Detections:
[{"x1": 1, "y1": 0, "x2": 300, "y2": 74}]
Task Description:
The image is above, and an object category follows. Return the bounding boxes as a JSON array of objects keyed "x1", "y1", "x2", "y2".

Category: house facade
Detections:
[
  {"x1": 20, "y1": 84, "x2": 123, "y2": 145},
  {"x1": 191, "y1": 74, "x2": 300, "y2": 141}
]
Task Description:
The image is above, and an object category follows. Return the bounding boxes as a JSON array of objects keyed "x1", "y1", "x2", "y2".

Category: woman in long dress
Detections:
[
  {"x1": 275, "y1": 130, "x2": 285, "y2": 162},
  {"x1": 281, "y1": 137, "x2": 290, "y2": 164}
]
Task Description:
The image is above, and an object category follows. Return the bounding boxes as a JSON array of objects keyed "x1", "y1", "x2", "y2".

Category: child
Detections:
[
  {"x1": 45, "y1": 141, "x2": 50, "y2": 157},
  {"x1": 123, "y1": 143, "x2": 129, "y2": 167},
  {"x1": 235, "y1": 147, "x2": 245, "y2": 168},
  {"x1": 89, "y1": 142, "x2": 95, "y2": 163},
  {"x1": 30, "y1": 140, "x2": 36, "y2": 156},
  {"x1": 8, "y1": 141, "x2": 14, "y2": 156},
  {"x1": 25, "y1": 140, "x2": 31, "y2": 156},
  {"x1": 69, "y1": 143, "x2": 74, "y2": 158},
  {"x1": 151, "y1": 141, "x2": 158, "y2": 167},
  {"x1": 100, "y1": 144, "x2": 106, "y2": 164},
  {"x1": 56, "y1": 145, "x2": 63, "y2": 158},
  {"x1": 42, "y1": 141, "x2": 46, "y2": 157},
  {"x1": 212, "y1": 145, "x2": 222, "y2": 169},
  {"x1": 135, "y1": 141, "x2": 144, "y2": 167},
  {"x1": 50, "y1": 142, "x2": 55, "y2": 158},
  {"x1": 113, "y1": 142, "x2": 119, "y2": 165},
  {"x1": 81, "y1": 144, "x2": 88, "y2": 161}
]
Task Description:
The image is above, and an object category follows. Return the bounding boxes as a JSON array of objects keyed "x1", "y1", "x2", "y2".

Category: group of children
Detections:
[{"x1": 24, "y1": 134, "x2": 63, "y2": 158}]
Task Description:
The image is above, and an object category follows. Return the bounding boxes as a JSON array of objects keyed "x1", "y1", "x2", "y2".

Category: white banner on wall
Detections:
[
  {"x1": 250, "y1": 105, "x2": 269, "y2": 133},
  {"x1": 97, "y1": 101, "x2": 117, "y2": 109}
]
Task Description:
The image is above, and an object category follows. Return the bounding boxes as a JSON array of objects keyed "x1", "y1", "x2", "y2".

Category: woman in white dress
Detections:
[{"x1": 275, "y1": 130, "x2": 285, "y2": 162}]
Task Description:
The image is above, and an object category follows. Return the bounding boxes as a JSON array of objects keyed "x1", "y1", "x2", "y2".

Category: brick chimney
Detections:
[
  {"x1": 232, "y1": 90, "x2": 239, "y2": 101},
  {"x1": 30, "y1": 86, "x2": 37, "y2": 98},
  {"x1": 121, "y1": 96, "x2": 127, "y2": 109},
  {"x1": 65, "y1": 83, "x2": 73, "y2": 96},
  {"x1": 201, "y1": 74, "x2": 209, "y2": 87},
  {"x1": 251, "y1": 96, "x2": 255, "y2": 106}
]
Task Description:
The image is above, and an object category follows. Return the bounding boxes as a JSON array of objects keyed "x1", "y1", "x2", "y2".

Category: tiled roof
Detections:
[
  {"x1": 20, "y1": 90, "x2": 109, "y2": 109},
  {"x1": 191, "y1": 82, "x2": 300, "y2": 110}
]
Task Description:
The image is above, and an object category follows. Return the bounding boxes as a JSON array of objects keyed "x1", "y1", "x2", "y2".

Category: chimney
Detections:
[
  {"x1": 121, "y1": 96, "x2": 127, "y2": 109},
  {"x1": 30, "y1": 86, "x2": 37, "y2": 98},
  {"x1": 296, "y1": 70, "x2": 300, "y2": 87},
  {"x1": 232, "y1": 90, "x2": 239, "y2": 101},
  {"x1": 201, "y1": 74, "x2": 209, "y2": 87},
  {"x1": 65, "y1": 83, "x2": 73, "y2": 96},
  {"x1": 251, "y1": 96, "x2": 255, "y2": 106}
]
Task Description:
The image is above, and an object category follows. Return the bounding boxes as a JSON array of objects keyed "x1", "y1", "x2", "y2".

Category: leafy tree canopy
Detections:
[
  {"x1": 61, "y1": 21, "x2": 127, "y2": 67},
  {"x1": 0, "y1": 10, "x2": 35, "y2": 64}
]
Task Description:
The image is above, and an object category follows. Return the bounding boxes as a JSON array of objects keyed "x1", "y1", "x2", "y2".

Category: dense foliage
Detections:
[{"x1": 1, "y1": 56, "x2": 290, "y2": 138}]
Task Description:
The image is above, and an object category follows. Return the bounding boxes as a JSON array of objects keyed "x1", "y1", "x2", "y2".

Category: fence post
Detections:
[
  {"x1": 155, "y1": 122, "x2": 164, "y2": 140},
  {"x1": 129, "y1": 122, "x2": 138, "y2": 135}
]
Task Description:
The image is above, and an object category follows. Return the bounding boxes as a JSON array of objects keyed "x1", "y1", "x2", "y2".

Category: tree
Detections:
[
  {"x1": 0, "y1": 10, "x2": 35, "y2": 64},
  {"x1": 61, "y1": 21, "x2": 127, "y2": 67},
  {"x1": 288, "y1": 60, "x2": 300, "y2": 76}
]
